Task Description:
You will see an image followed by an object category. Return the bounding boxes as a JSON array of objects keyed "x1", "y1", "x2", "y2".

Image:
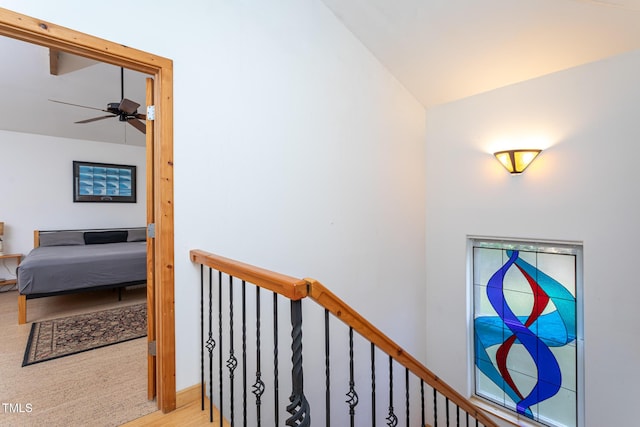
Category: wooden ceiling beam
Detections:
[{"x1": 49, "y1": 48, "x2": 59, "y2": 75}]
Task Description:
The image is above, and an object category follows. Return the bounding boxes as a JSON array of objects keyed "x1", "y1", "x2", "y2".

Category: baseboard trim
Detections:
[{"x1": 176, "y1": 383, "x2": 202, "y2": 408}]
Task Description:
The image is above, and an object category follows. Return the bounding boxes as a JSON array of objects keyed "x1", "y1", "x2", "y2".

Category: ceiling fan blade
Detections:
[
  {"x1": 119, "y1": 98, "x2": 140, "y2": 115},
  {"x1": 135, "y1": 113, "x2": 146, "y2": 120},
  {"x1": 75, "y1": 115, "x2": 115, "y2": 124},
  {"x1": 127, "y1": 118, "x2": 146, "y2": 134},
  {"x1": 49, "y1": 99, "x2": 109, "y2": 113}
]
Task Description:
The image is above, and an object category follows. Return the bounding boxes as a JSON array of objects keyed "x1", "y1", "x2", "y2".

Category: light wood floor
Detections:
[{"x1": 122, "y1": 385, "x2": 229, "y2": 426}]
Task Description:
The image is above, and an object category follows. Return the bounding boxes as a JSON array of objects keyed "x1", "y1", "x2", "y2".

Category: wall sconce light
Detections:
[
  {"x1": 493, "y1": 149, "x2": 541, "y2": 174},
  {"x1": 0, "y1": 222, "x2": 4, "y2": 255}
]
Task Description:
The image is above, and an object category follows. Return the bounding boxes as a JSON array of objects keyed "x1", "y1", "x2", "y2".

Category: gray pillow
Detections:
[
  {"x1": 127, "y1": 228, "x2": 147, "y2": 242},
  {"x1": 39, "y1": 231, "x2": 86, "y2": 247}
]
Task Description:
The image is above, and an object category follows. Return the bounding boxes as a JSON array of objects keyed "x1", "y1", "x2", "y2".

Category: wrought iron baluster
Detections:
[
  {"x1": 420, "y1": 380, "x2": 425, "y2": 427},
  {"x1": 226, "y1": 275, "x2": 237, "y2": 426},
  {"x1": 445, "y1": 397, "x2": 449, "y2": 427},
  {"x1": 405, "y1": 368, "x2": 409, "y2": 426},
  {"x1": 252, "y1": 287, "x2": 264, "y2": 427},
  {"x1": 466, "y1": 412, "x2": 469, "y2": 427},
  {"x1": 325, "y1": 309, "x2": 331, "y2": 427},
  {"x1": 218, "y1": 271, "x2": 224, "y2": 427},
  {"x1": 386, "y1": 356, "x2": 397, "y2": 427},
  {"x1": 433, "y1": 388, "x2": 438, "y2": 427},
  {"x1": 206, "y1": 268, "x2": 216, "y2": 423},
  {"x1": 371, "y1": 343, "x2": 376, "y2": 427},
  {"x1": 273, "y1": 292, "x2": 279, "y2": 426},
  {"x1": 346, "y1": 327, "x2": 359, "y2": 426},
  {"x1": 286, "y1": 299, "x2": 310, "y2": 426},
  {"x1": 456, "y1": 405, "x2": 459, "y2": 427},
  {"x1": 200, "y1": 265, "x2": 204, "y2": 411},
  {"x1": 242, "y1": 281, "x2": 247, "y2": 426}
]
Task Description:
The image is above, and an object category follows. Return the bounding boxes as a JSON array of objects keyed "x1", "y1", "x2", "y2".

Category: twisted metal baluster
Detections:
[
  {"x1": 371, "y1": 343, "x2": 376, "y2": 426},
  {"x1": 325, "y1": 310, "x2": 331, "y2": 427},
  {"x1": 346, "y1": 327, "x2": 359, "y2": 427},
  {"x1": 206, "y1": 268, "x2": 216, "y2": 423},
  {"x1": 252, "y1": 287, "x2": 264, "y2": 427},
  {"x1": 226, "y1": 275, "x2": 237, "y2": 426},
  {"x1": 273, "y1": 292, "x2": 279, "y2": 426},
  {"x1": 286, "y1": 299, "x2": 310, "y2": 426},
  {"x1": 218, "y1": 271, "x2": 224, "y2": 427},
  {"x1": 386, "y1": 356, "x2": 397, "y2": 427}
]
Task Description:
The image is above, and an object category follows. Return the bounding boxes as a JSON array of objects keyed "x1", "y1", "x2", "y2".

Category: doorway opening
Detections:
[{"x1": 0, "y1": 7, "x2": 176, "y2": 412}]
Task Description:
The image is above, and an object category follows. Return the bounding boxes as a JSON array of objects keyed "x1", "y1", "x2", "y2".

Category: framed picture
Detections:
[{"x1": 73, "y1": 161, "x2": 137, "y2": 203}]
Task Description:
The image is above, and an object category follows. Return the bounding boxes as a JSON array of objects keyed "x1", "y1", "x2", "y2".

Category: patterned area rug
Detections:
[{"x1": 22, "y1": 303, "x2": 147, "y2": 367}]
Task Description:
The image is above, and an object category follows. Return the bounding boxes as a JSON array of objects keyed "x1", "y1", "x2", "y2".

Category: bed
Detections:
[{"x1": 17, "y1": 227, "x2": 147, "y2": 324}]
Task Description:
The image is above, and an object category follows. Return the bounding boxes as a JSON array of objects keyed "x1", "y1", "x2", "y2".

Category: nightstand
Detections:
[{"x1": 0, "y1": 253, "x2": 22, "y2": 287}]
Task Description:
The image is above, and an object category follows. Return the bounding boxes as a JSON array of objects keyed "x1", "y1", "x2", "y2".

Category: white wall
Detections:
[
  {"x1": 425, "y1": 49, "x2": 640, "y2": 426},
  {"x1": 173, "y1": 1, "x2": 427, "y2": 393},
  {"x1": 0, "y1": 0, "x2": 427, "y2": 398},
  {"x1": 0, "y1": 130, "x2": 146, "y2": 256}
]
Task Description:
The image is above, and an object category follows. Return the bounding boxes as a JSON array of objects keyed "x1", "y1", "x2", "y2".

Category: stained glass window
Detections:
[{"x1": 471, "y1": 239, "x2": 582, "y2": 427}]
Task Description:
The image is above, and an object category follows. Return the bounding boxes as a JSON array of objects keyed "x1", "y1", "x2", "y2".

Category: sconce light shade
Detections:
[
  {"x1": 494, "y1": 149, "x2": 541, "y2": 174},
  {"x1": 0, "y1": 222, "x2": 4, "y2": 235}
]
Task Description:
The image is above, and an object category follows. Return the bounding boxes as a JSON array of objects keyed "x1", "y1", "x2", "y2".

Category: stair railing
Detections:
[{"x1": 191, "y1": 249, "x2": 497, "y2": 427}]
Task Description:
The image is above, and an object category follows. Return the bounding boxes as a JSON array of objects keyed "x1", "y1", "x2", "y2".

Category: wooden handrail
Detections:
[
  {"x1": 306, "y1": 278, "x2": 498, "y2": 427},
  {"x1": 190, "y1": 249, "x2": 497, "y2": 427},
  {"x1": 190, "y1": 249, "x2": 308, "y2": 300}
]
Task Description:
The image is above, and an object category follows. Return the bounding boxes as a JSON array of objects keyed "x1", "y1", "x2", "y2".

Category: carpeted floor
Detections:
[
  {"x1": 0, "y1": 287, "x2": 157, "y2": 426},
  {"x1": 23, "y1": 303, "x2": 147, "y2": 366}
]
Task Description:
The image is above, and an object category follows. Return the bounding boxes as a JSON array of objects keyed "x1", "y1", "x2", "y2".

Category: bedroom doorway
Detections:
[{"x1": 0, "y1": 8, "x2": 176, "y2": 413}]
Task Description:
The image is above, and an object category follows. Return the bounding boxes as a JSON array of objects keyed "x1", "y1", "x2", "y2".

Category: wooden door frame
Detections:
[{"x1": 0, "y1": 8, "x2": 176, "y2": 412}]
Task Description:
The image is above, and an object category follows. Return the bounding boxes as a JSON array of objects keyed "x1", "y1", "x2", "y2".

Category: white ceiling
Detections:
[
  {"x1": 2, "y1": 0, "x2": 640, "y2": 146},
  {"x1": 0, "y1": 36, "x2": 148, "y2": 146},
  {"x1": 320, "y1": 0, "x2": 640, "y2": 108}
]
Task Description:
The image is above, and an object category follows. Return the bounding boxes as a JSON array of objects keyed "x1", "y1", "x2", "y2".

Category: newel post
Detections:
[{"x1": 286, "y1": 299, "x2": 310, "y2": 426}]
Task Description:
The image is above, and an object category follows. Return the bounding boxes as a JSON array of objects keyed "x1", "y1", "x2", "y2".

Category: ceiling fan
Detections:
[{"x1": 49, "y1": 67, "x2": 146, "y2": 134}]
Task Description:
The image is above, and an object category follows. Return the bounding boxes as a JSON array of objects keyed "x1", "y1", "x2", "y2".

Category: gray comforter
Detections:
[{"x1": 17, "y1": 241, "x2": 147, "y2": 295}]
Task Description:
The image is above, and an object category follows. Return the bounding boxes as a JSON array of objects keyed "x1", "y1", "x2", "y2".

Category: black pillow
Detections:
[{"x1": 84, "y1": 230, "x2": 128, "y2": 245}]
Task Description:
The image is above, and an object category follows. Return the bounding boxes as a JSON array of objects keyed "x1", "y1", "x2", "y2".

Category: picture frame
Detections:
[{"x1": 73, "y1": 161, "x2": 137, "y2": 203}]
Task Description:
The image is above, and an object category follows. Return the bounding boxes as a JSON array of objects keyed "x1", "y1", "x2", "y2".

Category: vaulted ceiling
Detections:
[
  {"x1": 320, "y1": 0, "x2": 640, "y2": 107},
  {"x1": 1, "y1": 1, "x2": 640, "y2": 146}
]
